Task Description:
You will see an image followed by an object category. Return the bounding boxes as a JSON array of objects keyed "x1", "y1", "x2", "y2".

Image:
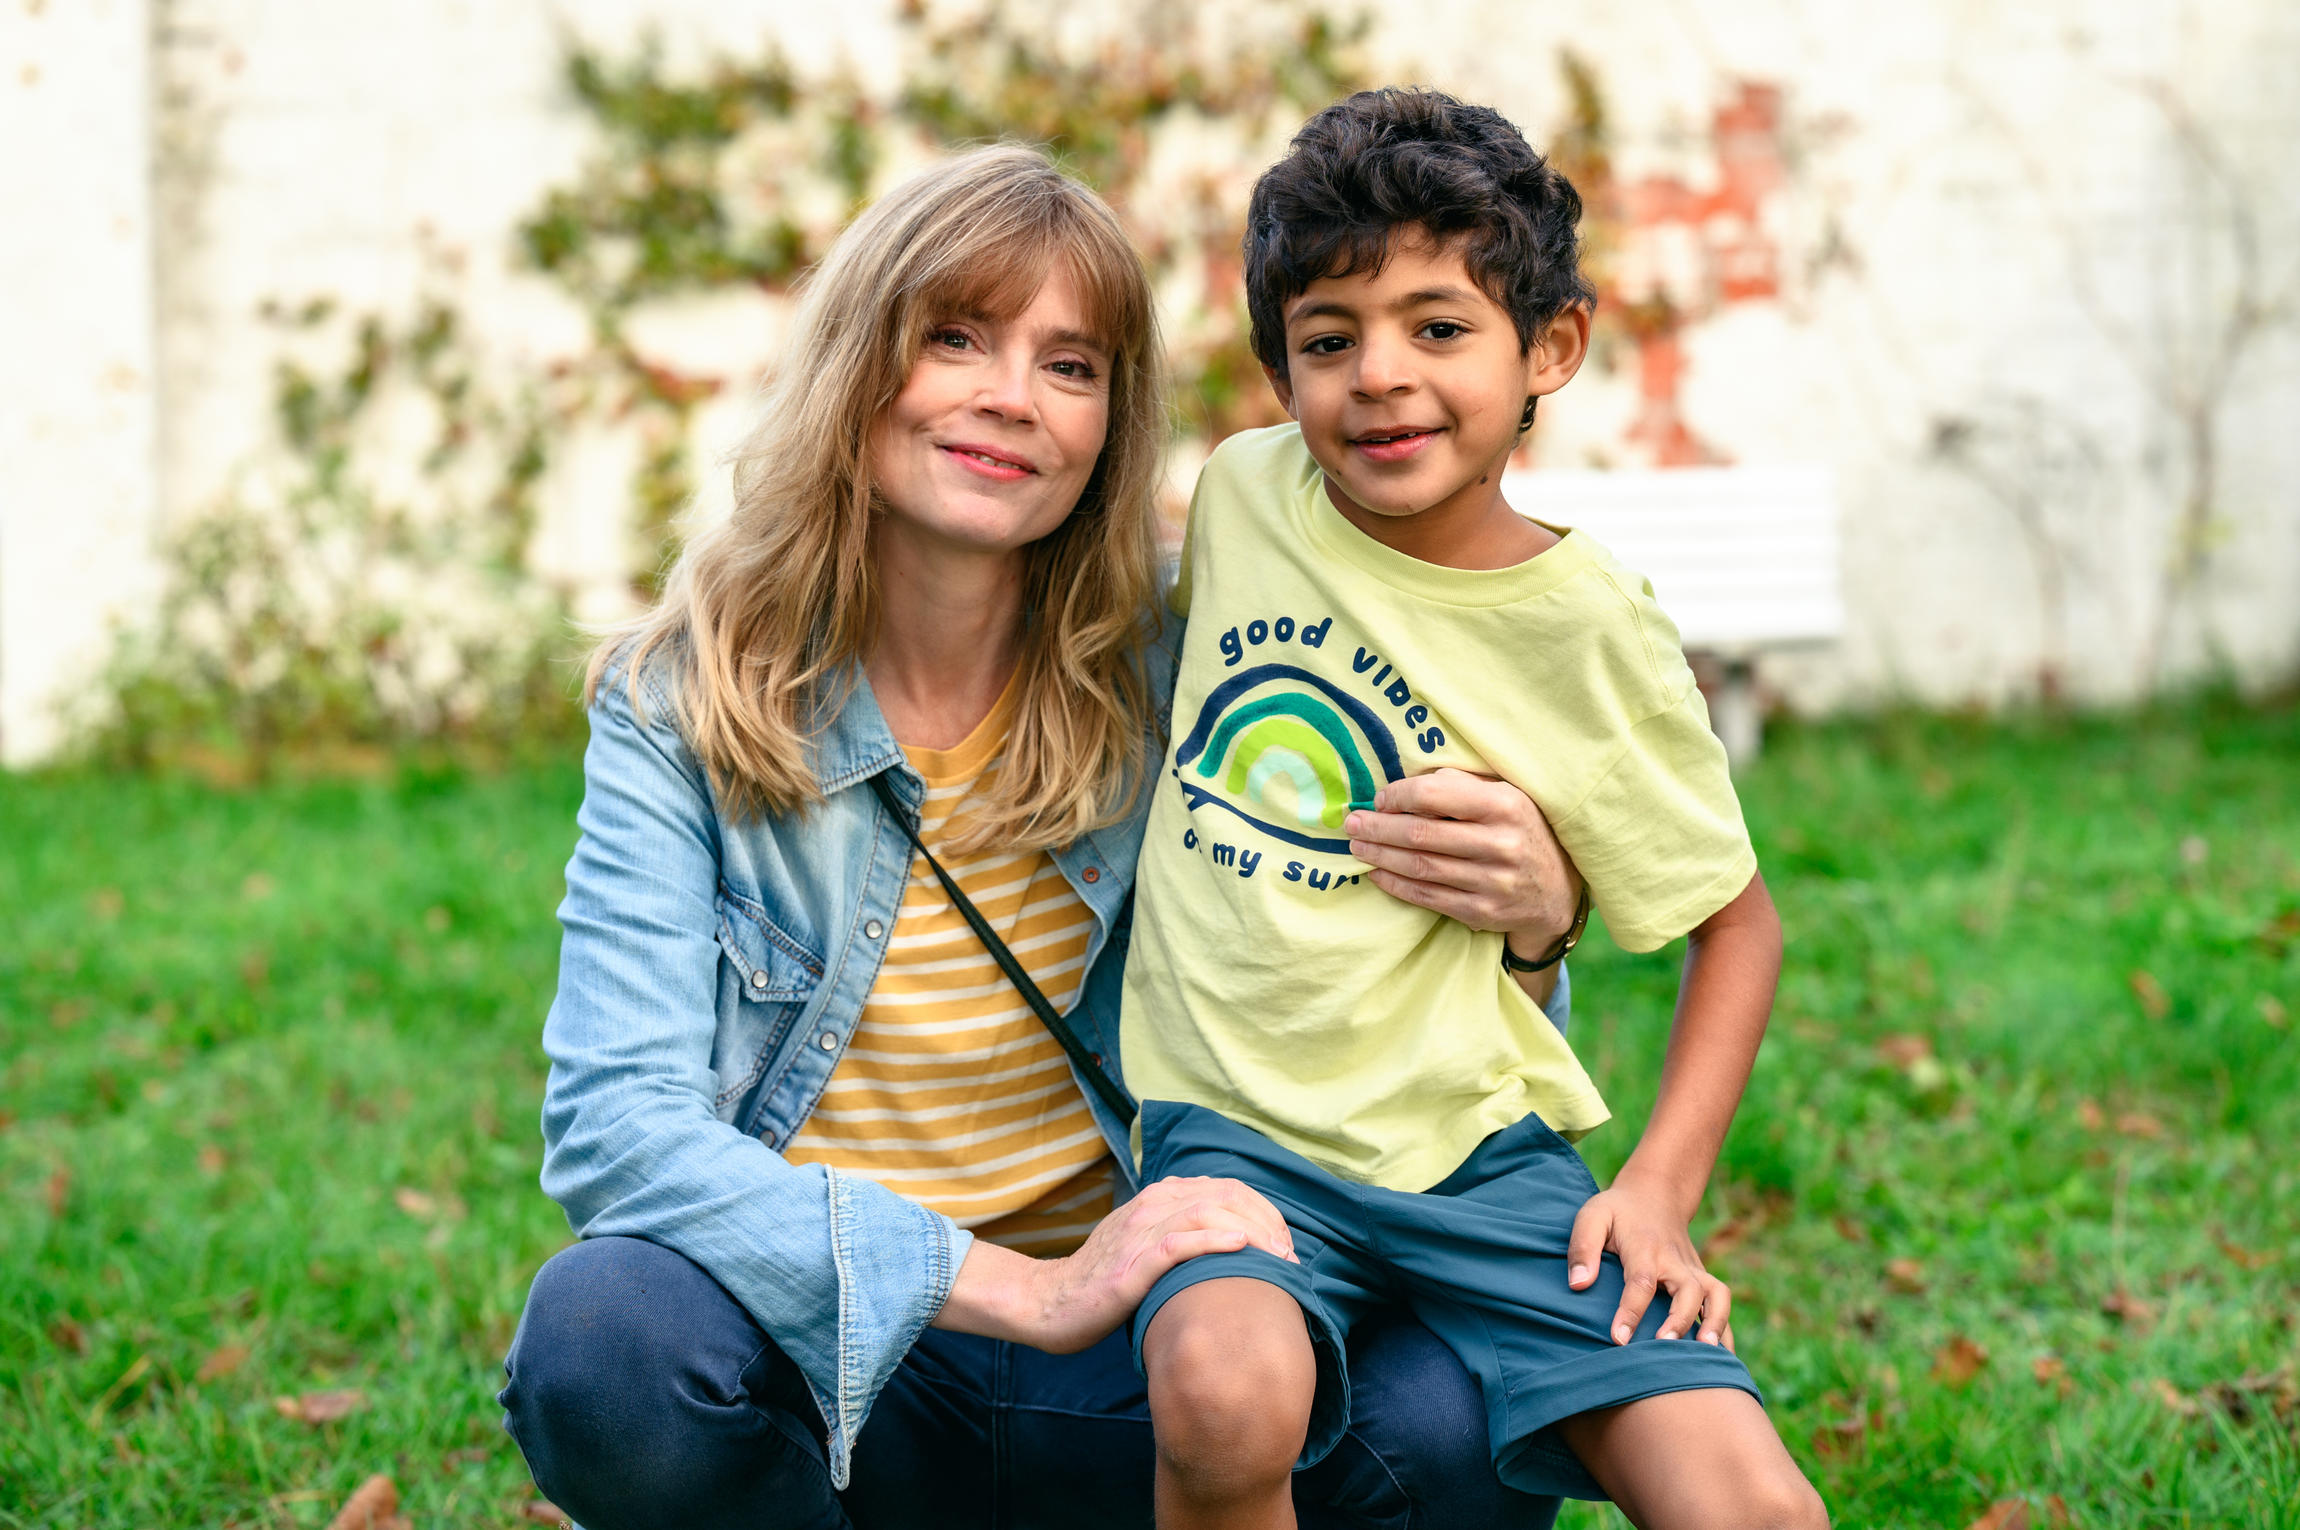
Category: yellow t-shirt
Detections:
[
  {"x1": 1121, "y1": 424, "x2": 1756, "y2": 1191},
  {"x1": 783, "y1": 680, "x2": 1115, "y2": 1257}
]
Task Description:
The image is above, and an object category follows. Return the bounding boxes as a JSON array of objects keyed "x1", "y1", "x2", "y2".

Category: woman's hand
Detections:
[
  {"x1": 1342, "y1": 769, "x2": 1583, "y2": 960},
  {"x1": 1564, "y1": 1167, "x2": 1735, "y2": 1352},
  {"x1": 932, "y1": 1174, "x2": 1297, "y2": 1354}
]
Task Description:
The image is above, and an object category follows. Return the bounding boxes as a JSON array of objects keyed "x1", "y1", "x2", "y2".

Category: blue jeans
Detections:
[{"x1": 502, "y1": 1236, "x2": 1562, "y2": 1529}]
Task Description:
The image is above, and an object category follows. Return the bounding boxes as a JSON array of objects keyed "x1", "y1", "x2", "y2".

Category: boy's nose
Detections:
[{"x1": 1350, "y1": 334, "x2": 1416, "y2": 396}]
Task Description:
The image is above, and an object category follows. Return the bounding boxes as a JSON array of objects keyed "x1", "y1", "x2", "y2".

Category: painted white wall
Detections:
[
  {"x1": 0, "y1": 0, "x2": 162, "y2": 765},
  {"x1": 2, "y1": 0, "x2": 2296, "y2": 759}
]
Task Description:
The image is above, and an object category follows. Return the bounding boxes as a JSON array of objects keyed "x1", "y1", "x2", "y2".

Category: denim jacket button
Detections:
[
  {"x1": 750, "y1": 970, "x2": 770, "y2": 989},
  {"x1": 1082, "y1": 867, "x2": 1100, "y2": 883},
  {"x1": 819, "y1": 1030, "x2": 839, "y2": 1051},
  {"x1": 864, "y1": 919, "x2": 885, "y2": 940}
]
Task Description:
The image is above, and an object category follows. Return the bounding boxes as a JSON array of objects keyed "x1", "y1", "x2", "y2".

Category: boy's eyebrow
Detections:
[{"x1": 1285, "y1": 285, "x2": 1487, "y2": 326}]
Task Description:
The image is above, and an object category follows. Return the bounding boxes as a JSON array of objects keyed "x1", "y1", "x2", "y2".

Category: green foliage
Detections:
[
  {"x1": 86, "y1": 291, "x2": 574, "y2": 780},
  {"x1": 5, "y1": 703, "x2": 2296, "y2": 1524}
]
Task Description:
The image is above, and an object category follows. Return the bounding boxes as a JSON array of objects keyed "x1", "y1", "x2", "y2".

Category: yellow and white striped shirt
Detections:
[{"x1": 782, "y1": 684, "x2": 1116, "y2": 1257}]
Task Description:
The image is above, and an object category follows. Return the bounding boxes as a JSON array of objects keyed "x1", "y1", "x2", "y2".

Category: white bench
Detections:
[{"x1": 1501, "y1": 466, "x2": 1843, "y2": 766}]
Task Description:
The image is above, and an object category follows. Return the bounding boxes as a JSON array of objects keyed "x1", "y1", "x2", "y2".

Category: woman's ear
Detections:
[{"x1": 1527, "y1": 304, "x2": 1593, "y2": 398}]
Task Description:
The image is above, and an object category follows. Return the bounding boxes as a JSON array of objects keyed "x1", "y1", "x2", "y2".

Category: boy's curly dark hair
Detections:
[{"x1": 1244, "y1": 88, "x2": 1596, "y2": 379}]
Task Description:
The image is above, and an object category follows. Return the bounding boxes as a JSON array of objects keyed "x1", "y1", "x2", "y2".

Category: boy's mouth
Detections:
[{"x1": 1349, "y1": 427, "x2": 1442, "y2": 464}]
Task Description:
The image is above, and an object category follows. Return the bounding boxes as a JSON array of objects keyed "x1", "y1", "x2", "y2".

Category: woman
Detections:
[{"x1": 500, "y1": 146, "x2": 1585, "y2": 1529}]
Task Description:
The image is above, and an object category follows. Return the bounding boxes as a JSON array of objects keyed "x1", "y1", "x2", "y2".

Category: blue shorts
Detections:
[{"x1": 1129, "y1": 1099, "x2": 1760, "y2": 1501}]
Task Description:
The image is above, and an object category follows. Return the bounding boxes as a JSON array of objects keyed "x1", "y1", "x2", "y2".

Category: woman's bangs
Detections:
[{"x1": 913, "y1": 211, "x2": 1147, "y2": 362}]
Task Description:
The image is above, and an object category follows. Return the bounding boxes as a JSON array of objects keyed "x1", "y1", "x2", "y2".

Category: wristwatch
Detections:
[{"x1": 1500, "y1": 884, "x2": 1591, "y2": 974}]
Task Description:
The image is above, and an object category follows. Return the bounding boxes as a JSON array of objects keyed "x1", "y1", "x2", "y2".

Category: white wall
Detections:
[
  {"x1": 0, "y1": 0, "x2": 162, "y2": 765},
  {"x1": 2, "y1": 0, "x2": 2296, "y2": 760}
]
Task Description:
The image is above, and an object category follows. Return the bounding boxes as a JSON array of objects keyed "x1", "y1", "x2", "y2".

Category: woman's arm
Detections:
[{"x1": 539, "y1": 669, "x2": 959, "y2": 1486}]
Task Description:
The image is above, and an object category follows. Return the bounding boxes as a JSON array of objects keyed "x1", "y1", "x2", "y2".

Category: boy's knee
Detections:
[
  {"x1": 1731, "y1": 1468, "x2": 1829, "y2": 1530},
  {"x1": 1145, "y1": 1281, "x2": 1316, "y2": 1492}
]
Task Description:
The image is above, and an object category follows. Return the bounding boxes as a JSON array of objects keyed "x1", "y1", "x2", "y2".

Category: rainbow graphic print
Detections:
[{"x1": 1171, "y1": 664, "x2": 1406, "y2": 853}]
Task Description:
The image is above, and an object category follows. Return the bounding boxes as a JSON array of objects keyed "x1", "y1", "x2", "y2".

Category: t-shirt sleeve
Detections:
[{"x1": 1551, "y1": 680, "x2": 1756, "y2": 954}]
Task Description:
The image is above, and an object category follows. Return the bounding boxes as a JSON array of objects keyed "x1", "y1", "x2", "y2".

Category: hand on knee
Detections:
[{"x1": 1144, "y1": 1280, "x2": 1316, "y2": 1508}]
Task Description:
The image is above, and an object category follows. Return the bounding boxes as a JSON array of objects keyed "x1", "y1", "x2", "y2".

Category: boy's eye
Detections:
[
  {"x1": 1301, "y1": 334, "x2": 1352, "y2": 356},
  {"x1": 1420, "y1": 321, "x2": 1465, "y2": 341}
]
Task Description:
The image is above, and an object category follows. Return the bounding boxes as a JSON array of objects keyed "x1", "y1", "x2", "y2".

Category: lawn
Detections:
[{"x1": 3, "y1": 700, "x2": 2296, "y2": 1527}]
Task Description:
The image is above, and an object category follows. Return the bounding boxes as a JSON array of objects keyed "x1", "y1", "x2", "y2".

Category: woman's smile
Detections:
[{"x1": 939, "y1": 440, "x2": 1040, "y2": 480}]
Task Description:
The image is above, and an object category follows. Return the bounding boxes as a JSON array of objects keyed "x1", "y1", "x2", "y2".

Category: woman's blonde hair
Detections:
[{"x1": 590, "y1": 145, "x2": 1166, "y2": 854}]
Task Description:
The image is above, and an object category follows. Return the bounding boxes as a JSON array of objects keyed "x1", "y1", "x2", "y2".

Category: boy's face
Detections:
[{"x1": 1269, "y1": 233, "x2": 1583, "y2": 524}]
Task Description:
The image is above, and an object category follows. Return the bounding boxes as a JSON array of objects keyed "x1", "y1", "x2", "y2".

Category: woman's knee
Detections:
[
  {"x1": 503, "y1": 1237, "x2": 830, "y2": 1526},
  {"x1": 1144, "y1": 1279, "x2": 1315, "y2": 1490}
]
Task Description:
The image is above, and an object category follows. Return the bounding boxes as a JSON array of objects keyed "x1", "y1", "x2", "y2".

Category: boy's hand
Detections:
[
  {"x1": 1343, "y1": 768, "x2": 1581, "y2": 948},
  {"x1": 1566, "y1": 1169, "x2": 1735, "y2": 1352}
]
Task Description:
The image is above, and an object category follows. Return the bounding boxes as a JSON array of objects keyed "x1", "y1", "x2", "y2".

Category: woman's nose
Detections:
[{"x1": 974, "y1": 354, "x2": 1038, "y2": 421}]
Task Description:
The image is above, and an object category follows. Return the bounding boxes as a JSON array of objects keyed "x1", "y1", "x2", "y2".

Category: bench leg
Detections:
[{"x1": 1707, "y1": 658, "x2": 1762, "y2": 770}]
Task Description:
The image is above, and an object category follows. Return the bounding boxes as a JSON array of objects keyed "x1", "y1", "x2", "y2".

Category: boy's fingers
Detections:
[
  {"x1": 1611, "y1": 1270, "x2": 1658, "y2": 1345},
  {"x1": 1696, "y1": 1278, "x2": 1733, "y2": 1345},
  {"x1": 1565, "y1": 1201, "x2": 1609, "y2": 1290},
  {"x1": 1654, "y1": 1273, "x2": 1704, "y2": 1341}
]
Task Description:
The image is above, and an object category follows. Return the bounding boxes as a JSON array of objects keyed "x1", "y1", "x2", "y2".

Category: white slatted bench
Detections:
[{"x1": 1501, "y1": 466, "x2": 1844, "y2": 766}]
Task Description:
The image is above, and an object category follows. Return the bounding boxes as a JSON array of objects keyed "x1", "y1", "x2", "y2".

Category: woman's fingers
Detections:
[{"x1": 1371, "y1": 768, "x2": 1529, "y2": 828}]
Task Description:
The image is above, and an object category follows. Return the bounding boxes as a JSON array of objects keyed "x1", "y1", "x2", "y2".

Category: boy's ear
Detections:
[
  {"x1": 1527, "y1": 304, "x2": 1593, "y2": 398},
  {"x1": 1263, "y1": 364, "x2": 1299, "y2": 420}
]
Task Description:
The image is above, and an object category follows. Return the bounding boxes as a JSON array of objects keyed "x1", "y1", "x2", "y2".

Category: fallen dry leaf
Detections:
[
  {"x1": 2032, "y1": 1356, "x2": 2073, "y2": 1396},
  {"x1": 2215, "y1": 1233, "x2": 2274, "y2": 1270},
  {"x1": 1933, "y1": 1334, "x2": 1990, "y2": 1388},
  {"x1": 2257, "y1": 908, "x2": 2300, "y2": 956},
  {"x1": 2101, "y1": 1288, "x2": 2158, "y2": 1332},
  {"x1": 2114, "y1": 1111, "x2": 2165, "y2": 1139},
  {"x1": 1702, "y1": 1216, "x2": 1756, "y2": 1261},
  {"x1": 273, "y1": 1389, "x2": 366, "y2": 1425},
  {"x1": 1832, "y1": 1214, "x2": 1869, "y2": 1244},
  {"x1": 2259, "y1": 993, "x2": 2289, "y2": 1028},
  {"x1": 393, "y1": 1187, "x2": 437, "y2": 1218},
  {"x1": 48, "y1": 1317, "x2": 88, "y2": 1354},
  {"x1": 523, "y1": 1502, "x2": 571, "y2": 1525},
  {"x1": 1966, "y1": 1498, "x2": 2031, "y2": 1530},
  {"x1": 44, "y1": 1167, "x2": 70, "y2": 1219},
  {"x1": 198, "y1": 1144, "x2": 227, "y2": 1174},
  {"x1": 194, "y1": 1343, "x2": 249, "y2": 1383},
  {"x1": 324, "y1": 1473, "x2": 407, "y2": 1530},
  {"x1": 2075, "y1": 1098, "x2": 2106, "y2": 1131},
  {"x1": 2127, "y1": 969, "x2": 2170, "y2": 1020},
  {"x1": 1886, "y1": 1257, "x2": 1928, "y2": 1294},
  {"x1": 2152, "y1": 1377, "x2": 2202, "y2": 1417},
  {"x1": 1877, "y1": 1034, "x2": 1933, "y2": 1068}
]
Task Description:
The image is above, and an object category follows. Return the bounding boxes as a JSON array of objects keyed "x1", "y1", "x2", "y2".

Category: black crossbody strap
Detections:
[{"x1": 867, "y1": 771, "x2": 1138, "y2": 1124}]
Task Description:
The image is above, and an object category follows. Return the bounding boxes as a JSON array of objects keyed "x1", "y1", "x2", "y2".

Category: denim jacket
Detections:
[{"x1": 537, "y1": 641, "x2": 1573, "y2": 1488}]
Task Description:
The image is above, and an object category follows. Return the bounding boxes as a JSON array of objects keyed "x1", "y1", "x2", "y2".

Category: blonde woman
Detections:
[{"x1": 500, "y1": 146, "x2": 1586, "y2": 1529}]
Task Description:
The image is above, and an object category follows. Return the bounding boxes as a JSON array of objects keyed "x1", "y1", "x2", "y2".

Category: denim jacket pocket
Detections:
[{"x1": 712, "y1": 885, "x2": 825, "y2": 1113}]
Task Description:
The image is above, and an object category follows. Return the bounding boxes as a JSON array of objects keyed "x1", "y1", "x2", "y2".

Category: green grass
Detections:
[{"x1": 4, "y1": 700, "x2": 2297, "y2": 1527}]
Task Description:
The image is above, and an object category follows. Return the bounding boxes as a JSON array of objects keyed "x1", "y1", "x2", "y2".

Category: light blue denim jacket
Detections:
[{"x1": 538, "y1": 641, "x2": 1572, "y2": 1488}]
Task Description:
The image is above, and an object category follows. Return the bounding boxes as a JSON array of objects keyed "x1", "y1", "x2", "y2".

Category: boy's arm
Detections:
[{"x1": 1564, "y1": 870, "x2": 1781, "y2": 1349}]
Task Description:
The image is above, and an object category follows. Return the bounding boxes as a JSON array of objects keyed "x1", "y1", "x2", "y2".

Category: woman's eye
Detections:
[
  {"x1": 928, "y1": 327, "x2": 974, "y2": 352},
  {"x1": 1049, "y1": 358, "x2": 1098, "y2": 380}
]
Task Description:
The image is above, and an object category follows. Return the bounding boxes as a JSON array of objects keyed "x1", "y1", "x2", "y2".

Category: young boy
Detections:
[{"x1": 1120, "y1": 91, "x2": 1828, "y2": 1530}]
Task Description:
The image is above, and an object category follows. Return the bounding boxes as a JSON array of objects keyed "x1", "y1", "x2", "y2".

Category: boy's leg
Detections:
[
  {"x1": 1557, "y1": 1389, "x2": 1827, "y2": 1530},
  {"x1": 1142, "y1": 1276, "x2": 1318, "y2": 1530}
]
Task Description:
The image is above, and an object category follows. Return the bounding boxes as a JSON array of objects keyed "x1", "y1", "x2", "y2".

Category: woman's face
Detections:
[{"x1": 868, "y1": 264, "x2": 1114, "y2": 559}]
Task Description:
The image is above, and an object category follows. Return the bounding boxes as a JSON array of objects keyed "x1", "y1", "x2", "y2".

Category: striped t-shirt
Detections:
[{"x1": 781, "y1": 683, "x2": 1116, "y2": 1257}]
